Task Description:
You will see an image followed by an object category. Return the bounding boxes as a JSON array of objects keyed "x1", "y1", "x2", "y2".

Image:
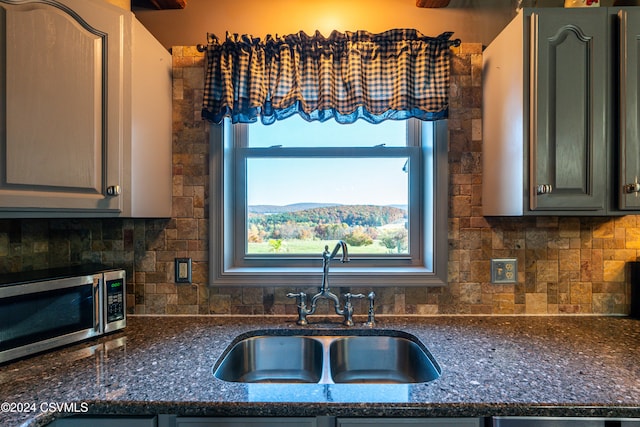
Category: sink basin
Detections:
[
  {"x1": 213, "y1": 336, "x2": 323, "y2": 383},
  {"x1": 213, "y1": 330, "x2": 441, "y2": 384},
  {"x1": 329, "y1": 336, "x2": 441, "y2": 383}
]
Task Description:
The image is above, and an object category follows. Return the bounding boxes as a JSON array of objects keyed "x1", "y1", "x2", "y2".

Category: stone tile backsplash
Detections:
[{"x1": 0, "y1": 44, "x2": 633, "y2": 316}]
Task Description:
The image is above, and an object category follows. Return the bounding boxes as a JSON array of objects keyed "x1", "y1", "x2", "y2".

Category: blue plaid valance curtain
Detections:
[{"x1": 201, "y1": 29, "x2": 455, "y2": 125}]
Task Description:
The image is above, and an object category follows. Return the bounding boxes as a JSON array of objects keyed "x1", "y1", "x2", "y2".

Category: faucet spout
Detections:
[
  {"x1": 287, "y1": 241, "x2": 369, "y2": 326},
  {"x1": 329, "y1": 240, "x2": 349, "y2": 263},
  {"x1": 321, "y1": 240, "x2": 349, "y2": 294}
]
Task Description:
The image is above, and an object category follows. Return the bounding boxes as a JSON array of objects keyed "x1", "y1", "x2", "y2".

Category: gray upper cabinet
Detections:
[
  {"x1": 0, "y1": 0, "x2": 172, "y2": 218},
  {"x1": 618, "y1": 8, "x2": 640, "y2": 210},
  {"x1": 483, "y1": 7, "x2": 638, "y2": 216},
  {"x1": 529, "y1": 9, "x2": 608, "y2": 213}
]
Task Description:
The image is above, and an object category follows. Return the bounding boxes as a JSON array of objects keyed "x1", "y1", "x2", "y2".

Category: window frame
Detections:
[{"x1": 209, "y1": 118, "x2": 449, "y2": 287}]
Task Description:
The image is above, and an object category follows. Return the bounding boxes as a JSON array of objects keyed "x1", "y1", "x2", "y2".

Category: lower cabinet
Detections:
[
  {"x1": 493, "y1": 417, "x2": 640, "y2": 427},
  {"x1": 336, "y1": 418, "x2": 481, "y2": 427},
  {"x1": 48, "y1": 415, "x2": 640, "y2": 427},
  {"x1": 175, "y1": 418, "x2": 319, "y2": 427},
  {"x1": 49, "y1": 416, "x2": 157, "y2": 427},
  {"x1": 172, "y1": 417, "x2": 480, "y2": 427}
]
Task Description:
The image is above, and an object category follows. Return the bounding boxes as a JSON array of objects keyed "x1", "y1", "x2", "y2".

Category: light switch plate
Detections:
[
  {"x1": 175, "y1": 258, "x2": 192, "y2": 283},
  {"x1": 491, "y1": 258, "x2": 517, "y2": 284}
]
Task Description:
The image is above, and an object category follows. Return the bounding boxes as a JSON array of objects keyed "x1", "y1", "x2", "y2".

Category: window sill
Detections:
[{"x1": 210, "y1": 266, "x2": 448, "y2": 287}]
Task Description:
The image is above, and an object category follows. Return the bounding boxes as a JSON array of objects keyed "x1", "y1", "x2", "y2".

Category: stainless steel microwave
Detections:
[{"x1": 0, "y1": 265, "x2": 126, "y2": 364}]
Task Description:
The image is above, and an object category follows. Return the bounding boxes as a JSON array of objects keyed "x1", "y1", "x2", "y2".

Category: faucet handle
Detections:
[
  {"x1": 286, "y1": 292, "x2": 309, "y2": 326},
  {"x1": 287, "y1": 292, "x2": 307, "y2": 307},
  {"x1": 343, "y1": 293, "x2": 365, "y2": 304},
  {"x1": 341, "y1": 293, "x2": 364, "y2": 327}
]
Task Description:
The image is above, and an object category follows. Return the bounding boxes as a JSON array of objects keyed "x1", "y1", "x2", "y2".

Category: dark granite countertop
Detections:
[{"x1": 1, "y1": 315, "x2": 640, "y2": 427}]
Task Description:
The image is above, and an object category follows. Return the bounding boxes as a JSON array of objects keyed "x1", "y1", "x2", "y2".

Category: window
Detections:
[{"x1": 209, "y1": 117, "x2": 448, "y2": 287}]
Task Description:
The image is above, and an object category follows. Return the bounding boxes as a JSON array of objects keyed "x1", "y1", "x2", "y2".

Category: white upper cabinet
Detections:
[{"x1": 0, "y1": 0, "x2": 172, "y2": 217}]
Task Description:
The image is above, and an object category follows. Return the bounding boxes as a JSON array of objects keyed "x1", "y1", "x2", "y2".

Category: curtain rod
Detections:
[{"x1": 197, "y1": 38, "x2": 461, "y2": 52}]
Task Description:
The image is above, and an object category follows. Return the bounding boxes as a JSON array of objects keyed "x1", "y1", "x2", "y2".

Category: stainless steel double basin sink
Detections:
[{"x1": 213, "y1": 329, "x2": 441, "y2": 384}]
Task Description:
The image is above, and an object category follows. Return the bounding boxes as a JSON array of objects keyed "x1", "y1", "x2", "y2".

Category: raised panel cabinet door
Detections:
[
  {"x1": 0, "y1": 0, "x2": 122, "y2": 213},
  {"x1": 175, "y1": 418, "x2": 317, "y2": 427},
  {"x1": 493, "y1": 417, "x2": 605, "y2": 426},
  {"x1": 528, "y1": 8, "x2": 608, "y2": 212},
  {"x1": 618, "y1": 8, "x2": 640, "y2": 209},
  {"x1": 337, "y1": 418, "x2": 481, "y2": 427},
  {"x1": 50, "y1": 416, "x2": 157, "y2": 427}
]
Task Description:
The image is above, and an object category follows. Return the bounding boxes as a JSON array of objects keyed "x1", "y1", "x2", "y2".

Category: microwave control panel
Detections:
[{"x1": 105, "y1": 276, "x2": 125, "y2": 323}]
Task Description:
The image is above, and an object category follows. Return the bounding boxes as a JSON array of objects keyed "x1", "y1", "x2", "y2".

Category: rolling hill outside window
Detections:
[{"x1": 202, "y1": 29, "x2": 456, "y2": 287}]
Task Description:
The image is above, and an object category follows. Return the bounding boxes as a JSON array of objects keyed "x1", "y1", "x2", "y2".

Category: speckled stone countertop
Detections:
[{"x1": 2, "y1": 315, "x2": 640, "y2": 427}]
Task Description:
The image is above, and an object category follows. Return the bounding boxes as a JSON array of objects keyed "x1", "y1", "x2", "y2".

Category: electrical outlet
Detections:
[{"x1": 491, "y1": 258, "x2": 517, "y2": 284}]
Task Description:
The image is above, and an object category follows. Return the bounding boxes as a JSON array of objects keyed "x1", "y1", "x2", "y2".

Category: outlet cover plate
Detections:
[
  {"x1": 175, "y1": 258, "x2": 192, "y2": 283},
  {"x1": 491, "y1": 258, "x2": 517, "y2": 284}
]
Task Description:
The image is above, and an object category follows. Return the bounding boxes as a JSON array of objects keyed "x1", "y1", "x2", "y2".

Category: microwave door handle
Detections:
[{"x1": 94, "y1": 275, "x2": 103, "y2": 334}]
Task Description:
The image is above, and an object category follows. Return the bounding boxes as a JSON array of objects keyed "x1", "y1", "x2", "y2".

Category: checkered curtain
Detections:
[{"x1": 201, "y1": 29, "x2": 454, "y2": 125}]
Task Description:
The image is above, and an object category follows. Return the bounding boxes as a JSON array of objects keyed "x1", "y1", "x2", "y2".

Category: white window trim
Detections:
[{"x1": 209, "y1": 119, "x2": 449, "y2": 287}]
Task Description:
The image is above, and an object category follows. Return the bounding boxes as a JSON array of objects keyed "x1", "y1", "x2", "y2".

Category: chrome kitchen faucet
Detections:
[{"x1": 287, "y1": 241, "x2": 372, "y2": 326}]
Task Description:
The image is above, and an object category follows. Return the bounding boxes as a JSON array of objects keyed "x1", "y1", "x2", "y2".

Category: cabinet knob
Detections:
[
  {"x1": 106, "y1": 185, "x2": 121, "y2": 196},
  {"x1": 536, "y1": 184, "x2": 553, "y2": 195},
  {"x1": 624, "y1": 177, "x2": 640, "y2": 194}
]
